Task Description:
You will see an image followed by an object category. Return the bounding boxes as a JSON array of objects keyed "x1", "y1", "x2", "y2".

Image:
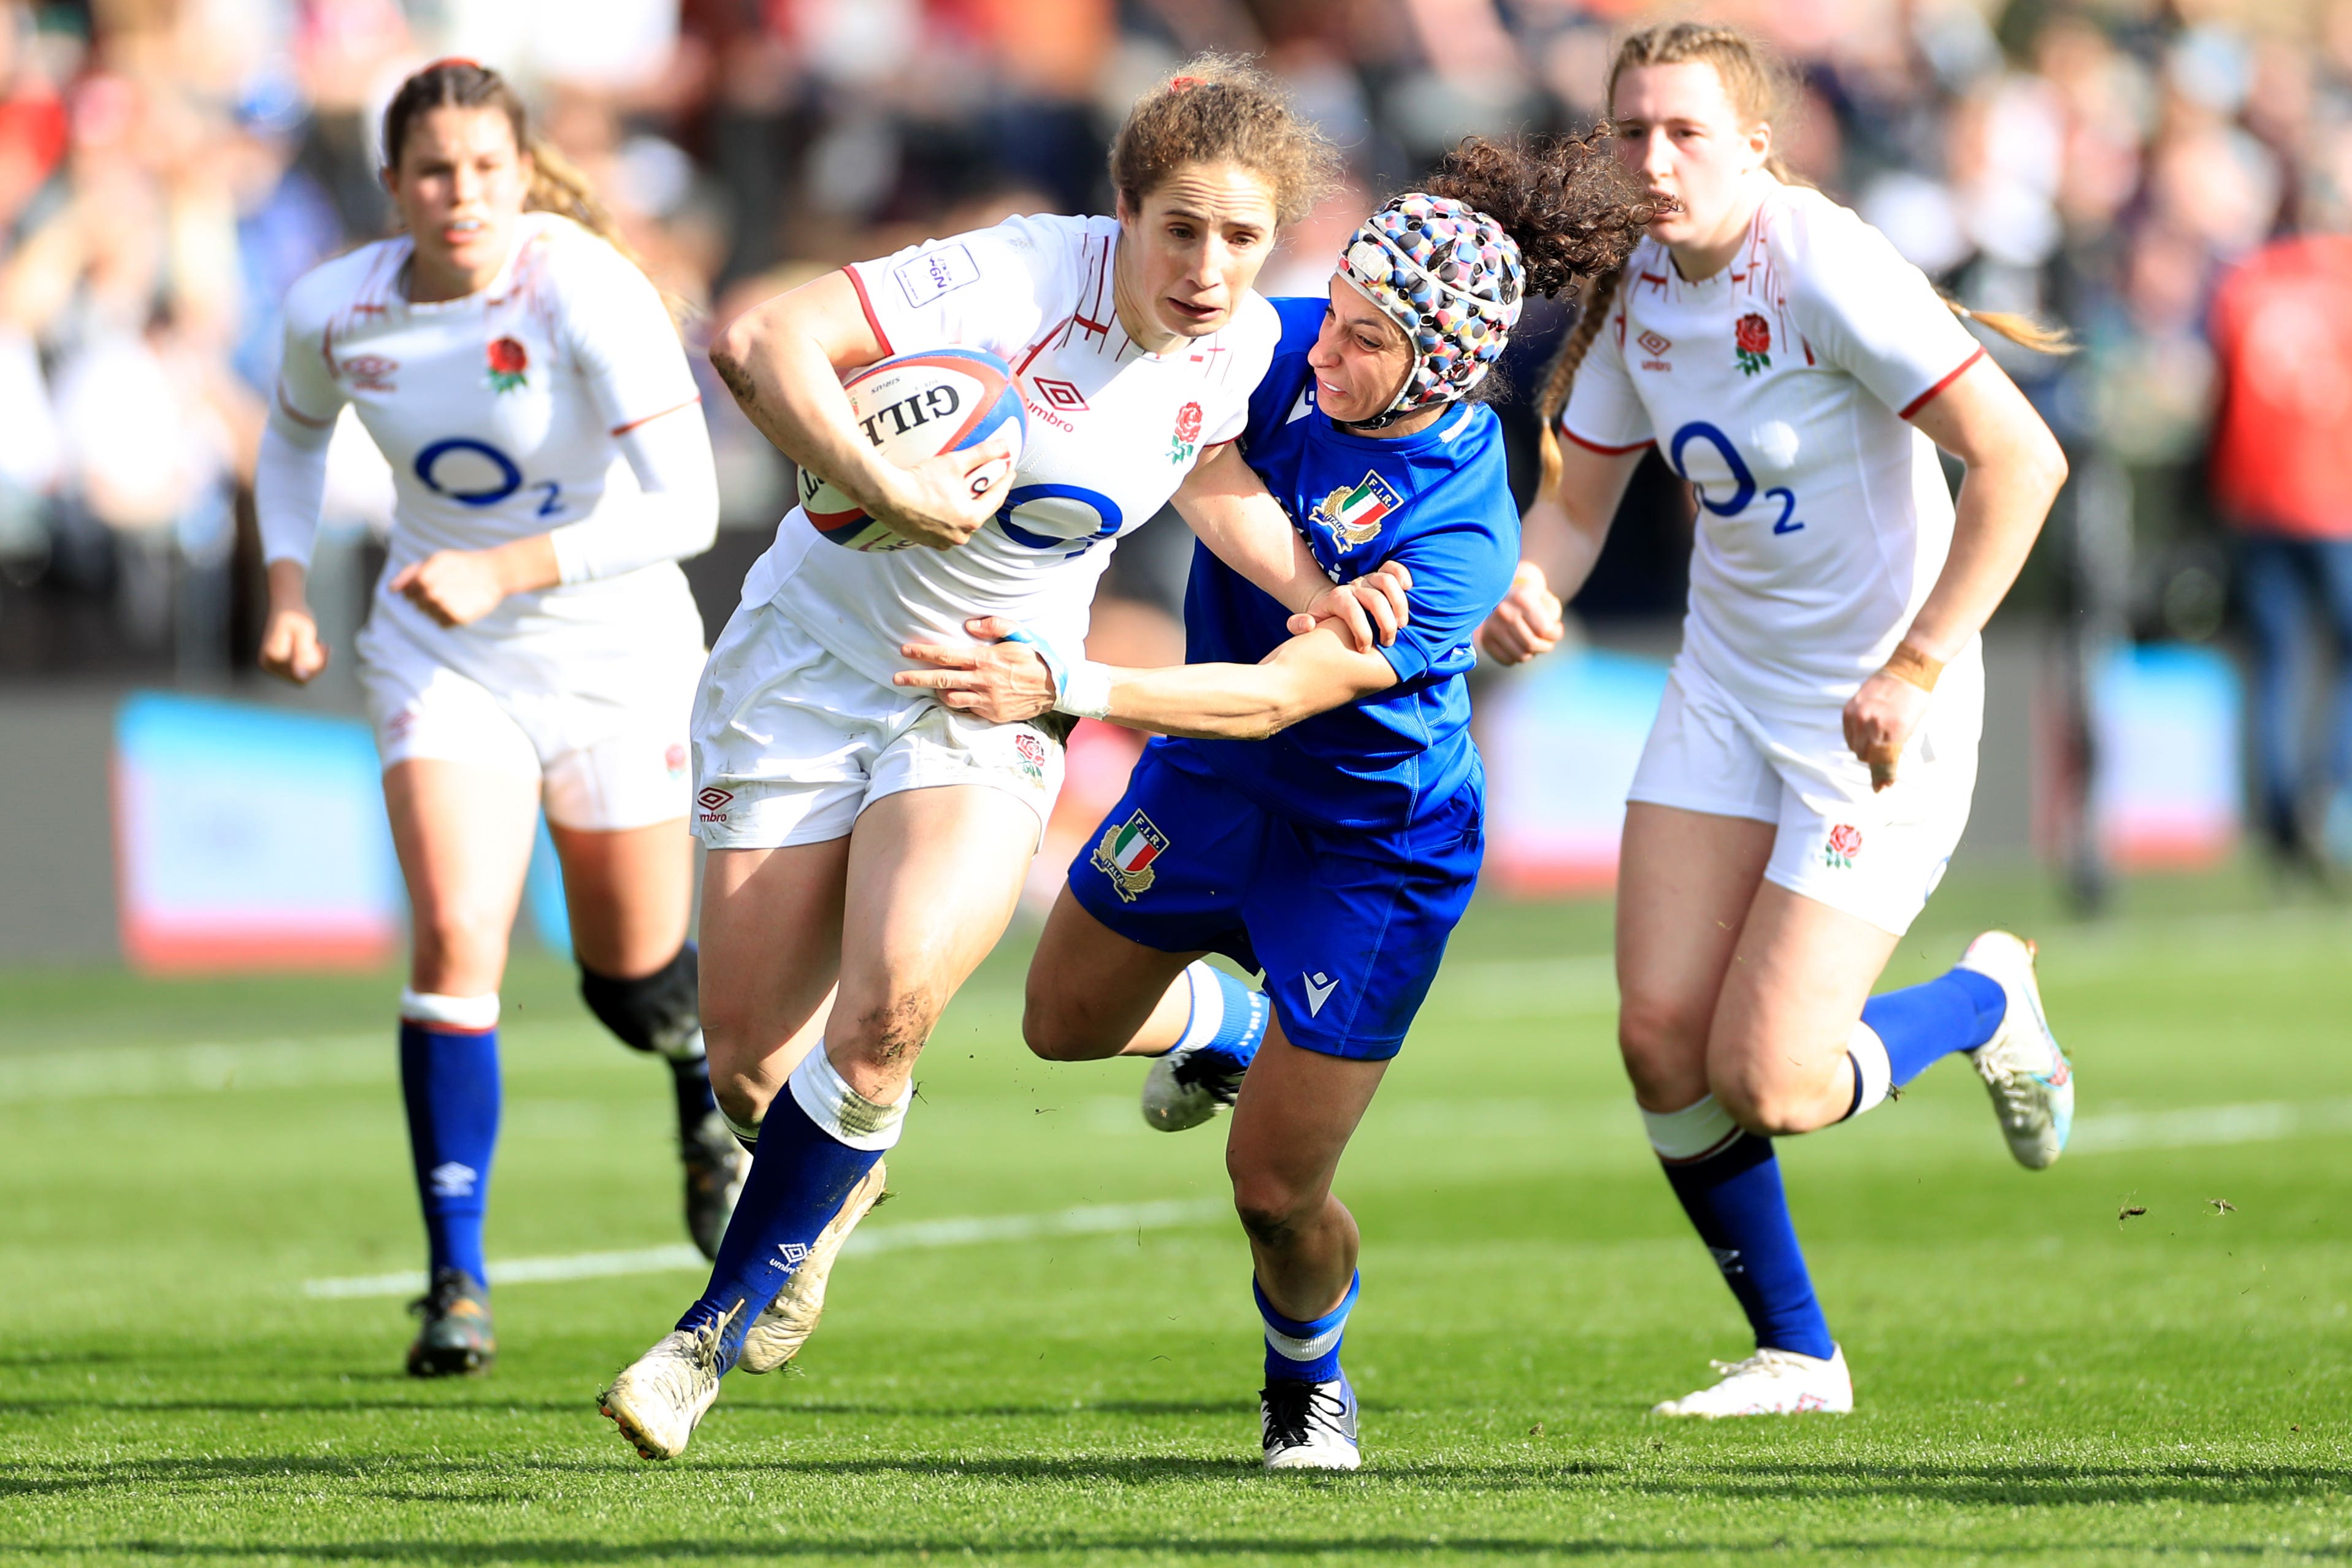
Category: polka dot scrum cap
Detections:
[{"x1": 1336, "y1": 191, "x2": 1525, "y2": 421}]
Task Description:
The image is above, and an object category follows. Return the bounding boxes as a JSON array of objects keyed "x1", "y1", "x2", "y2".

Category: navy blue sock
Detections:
[
  {"x1": 675, "y1": 1090, "x2": 881, "y2": 1369},
  {"x1": 1660, "y1": 1136, "x2": 1833, "y2": 1361},
  {"x1": 398, "y1": 1015, "x2": 500, "y2": 1287},
  {"x1": 1863, "y1": 966, "x2": 2007, "y2": 1086},
  {"x1": 1256, "y1": 1272, "x2": 1358, "y2": 1385}
]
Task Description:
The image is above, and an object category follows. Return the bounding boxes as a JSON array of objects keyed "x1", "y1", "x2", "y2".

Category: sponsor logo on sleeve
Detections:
[
  {"x1": 893, "y1": 243, "x2": 981, "y2": 308},
  {"x1": 338, "y1": 354, "x2": 399, "y2": 391}
]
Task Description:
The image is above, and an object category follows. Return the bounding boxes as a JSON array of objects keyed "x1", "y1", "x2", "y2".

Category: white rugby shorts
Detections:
[
  {"x1": 688, "y1": 598, "x2": 1066, "y2": 851},
  {"x1": 1626, "y1": 653, "x2": 1983, "y2": 936},
  {"x1": 356, "y1": 610, "x2": 700, "y2": 833}
]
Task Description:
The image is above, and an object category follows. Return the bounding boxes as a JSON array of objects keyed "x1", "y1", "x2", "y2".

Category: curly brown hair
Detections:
[
  {"x1": 1423, "y1": 130, "x2": 1657, "y2": 302},
  {"x1": 1108, "y1": 55, "x2": 1342, "y2": 226}
]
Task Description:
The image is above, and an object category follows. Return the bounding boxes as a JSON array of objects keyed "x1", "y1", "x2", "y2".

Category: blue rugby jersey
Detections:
[{"x1": 1165, "y1": 295, "x2": 1519, "y2": 831}]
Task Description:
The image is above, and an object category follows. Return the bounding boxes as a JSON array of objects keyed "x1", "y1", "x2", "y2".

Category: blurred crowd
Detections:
[{"x1": 2, "y1": 0, "x2": 2350, "y2": 854}]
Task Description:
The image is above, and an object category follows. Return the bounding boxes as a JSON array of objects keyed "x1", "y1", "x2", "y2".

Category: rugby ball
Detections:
[{"x1": 797, "y1": 348, "x2": 1027, "y2": 551}]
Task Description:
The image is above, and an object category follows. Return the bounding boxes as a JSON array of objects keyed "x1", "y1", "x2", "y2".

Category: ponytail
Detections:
[
  {"x1": 1534, "y1": 261, "x2": 1628, "y2": 495},
  {"x1": 1942, "y1": 295, "x2": 2075, "y2": 356}
]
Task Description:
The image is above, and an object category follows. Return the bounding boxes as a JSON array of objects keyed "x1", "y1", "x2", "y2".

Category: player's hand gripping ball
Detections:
[{"x1": 799, "y1": 348, "x2": 1027, "y2": 552}]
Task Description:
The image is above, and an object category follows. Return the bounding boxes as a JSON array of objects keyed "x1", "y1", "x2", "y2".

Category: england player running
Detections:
[
  {"x1": 256, "y1": 60, "x2": 738, "y2": 1377},
  {"x1": 906, "y1": 139, "x2": 1652, "y2": 1469},
  {"x1": 596, "y1": 61, "x2": 1417, "y2": 1462},
  {"x1": 1477, "y1": 23, "x2": 2077, "y2": 1418}
]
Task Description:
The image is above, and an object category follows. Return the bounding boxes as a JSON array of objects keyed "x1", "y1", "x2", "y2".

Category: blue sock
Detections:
[
  {"x1": 1645, "y1": 1096, "x2": 1832, "y2": 1360},
  {"x1": 675, "y1": 1048, "x2": 903, "y2": 1370},
  {"x1": 1863, "y1": 966, "x2": 2007, "y2": 1085},
  {"x1": 1256, "y1": 1271, "x2": 1358, "y2": 1385},
  {"x1": 397, "y1": 996, "x2": 502, "y2": 1287},
  {"x1": 1171, "y1": 962, "x2": 1270, "y2": 1065}
]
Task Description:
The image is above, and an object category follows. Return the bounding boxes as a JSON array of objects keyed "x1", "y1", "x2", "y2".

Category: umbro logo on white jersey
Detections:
[
  {"x1": 427, "y1": 1161, "x2": 477, "y2": 1198},
  {"x1": 767, "y1": 1241, "x2": 811, "y2": 1274},
  {"x1": 1302, "y1": 971, "x2": 1339, "y2": 1017}
]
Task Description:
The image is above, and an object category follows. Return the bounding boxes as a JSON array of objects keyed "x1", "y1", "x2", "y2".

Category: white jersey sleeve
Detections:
[
  {"x1": 256, "y1": 265, "x2": 356, "y2": 567},
  {"x1": 1557, "y1": 296, "x2": 1655, "y2": 454},
  {"x1": 1782, "y1": 206, "x2": 1983, "y2": 419},
  {"x1": 541, "y1": 231, "x2": 715, "y2": 585},
  {"x1": 845, "y1": 218, "x2": 1065, "y2": 364},
  {"x1": 554, "y1": 233, "x2": 703, "y2": 437}
]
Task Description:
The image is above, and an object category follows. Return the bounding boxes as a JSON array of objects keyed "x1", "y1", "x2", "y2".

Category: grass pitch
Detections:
[{"x1": 4, "y1": 866, "x2": 2351, "y2": 1565}]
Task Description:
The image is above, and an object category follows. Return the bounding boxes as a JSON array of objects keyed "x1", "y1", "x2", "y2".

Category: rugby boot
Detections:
[
  {"x1": 681, "y1": 1110, "x2": 751, "y2": 1261},
  {"x1": 1956, "y1": 930, "x2": 2074, "y2": 1169},
  {"x1": 1652, "y1": 1345, "x2": 1852, "y2": 1418},
  {"x1": 599, "y1": 1302, "x2": 740, "y2": 1461},
  {"x1": 738, "y1": 1160, "x2": 889, "y2": 1374},
  {"x1": 1142, "y1": 1020, "x2": 1264, "y2": 1133},
  {"x1": 1261, "y1": 1375, "x2": 1361, "y2": 1470},
  {"x1": 405, "y1": 1268, "x2": 496, "y2": 1378}
]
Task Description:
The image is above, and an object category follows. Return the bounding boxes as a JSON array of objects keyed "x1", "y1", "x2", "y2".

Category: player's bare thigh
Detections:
[
  {"x1": 1022, "y1": 885, "x2": 1201, "y2": 1061},
  {"x1": 697, "y1": 839, "x2": 848, "y2": 1127},
  {"x1": 1614, "y1": 801, "x2": 1775, "y2": 1112},
  {"x1": 1704, "y1": 881, "x2": 1899, "y2": 1137},
  {"x1": 383, "y1": 758, "x2": 542, "y2": 997},
  {"x1": 697, "y1": 784, "x2": 1040, "y2": 1119},
  {"x1": 548, "y1": 819, "x2": 693, "y2": 979}
]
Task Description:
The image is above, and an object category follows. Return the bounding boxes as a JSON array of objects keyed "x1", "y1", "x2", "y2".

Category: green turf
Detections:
[{"x1": 4, "y1": 866, "x2": 2351, "y2": 1564}]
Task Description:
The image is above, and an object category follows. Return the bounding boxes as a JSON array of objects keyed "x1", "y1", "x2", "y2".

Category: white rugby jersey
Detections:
[
  {"x1": 1561, "y1": 180, "x2": 1987, "y2": 716},
  {"x1": 738, "y1": 213, "x2": 1279, "y2": 689},
  {"x1": 270, "y1": 212, "x2": 707, "y2": 692}
]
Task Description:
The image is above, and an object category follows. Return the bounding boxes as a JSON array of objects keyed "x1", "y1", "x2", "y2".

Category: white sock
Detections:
[
  {"x1": 1640, "y1": 1093, "x2": 1743, "y2": 1163},
  {"x1": 719, "y1": 1106, "x2": 762, "y2": 1147},
  {"x1": 787, "y1": 1042, "x2": 911, "y2": 1153},
  {"x1": 1166, "y1": 962, "x2": 1226, "y2": 1056},
  {"x1": 399, "y1": 989, "x2": 500, "y2": 1030},
  {"x1": 1843, "y1": 1023, "x2": 1893, "y2": 1120}
]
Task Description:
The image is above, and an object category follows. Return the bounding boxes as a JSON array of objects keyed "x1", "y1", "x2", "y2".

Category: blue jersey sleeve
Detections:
[
  {"x1": 1241, "y1": 297, "x2": 1328, "y2": 451},
  {"x1": 1373, "y1": 506, "x2": 1519, "y2": 690}
]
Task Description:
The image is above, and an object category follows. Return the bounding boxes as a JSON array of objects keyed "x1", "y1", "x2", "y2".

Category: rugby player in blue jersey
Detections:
[{"x1": 900, "y1": 136, "x2": 1654, "y2": 1470}]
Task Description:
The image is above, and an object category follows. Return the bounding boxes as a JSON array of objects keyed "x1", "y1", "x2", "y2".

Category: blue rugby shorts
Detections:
[{"x1": 1066, "y1": 740, "x2": 1482, "y2": 1061}]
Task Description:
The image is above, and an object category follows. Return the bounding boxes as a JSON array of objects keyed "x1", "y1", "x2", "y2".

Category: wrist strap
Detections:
[
  {"x1": 997, "y1": 625, "x2": 1113, "y2": 721},
  {"x1": 1882, "y1": 640, "x2": 1943, "y2": 692}
]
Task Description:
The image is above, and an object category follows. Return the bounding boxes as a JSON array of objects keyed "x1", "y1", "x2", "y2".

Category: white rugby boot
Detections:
[
  {"x1": 1142, "y1": 1039, "x2": 1254, "y2": 1132},
  {"x1": 1956, "y1": 930, "x2": 2074, "y2": 1169},
  {"x1": 737, "y1": 1160, "x2": 889, "y2": 1374},
  {"x1": 1652, "y1": 1345, "x2": 1852, "y2": 1418},
  {"x1": 1260, "y1": 1375, "x2": 1362, "y2": 1470},
  {"x1": 598, "y1": 1301, "x2": 740, "y2": 1461}
]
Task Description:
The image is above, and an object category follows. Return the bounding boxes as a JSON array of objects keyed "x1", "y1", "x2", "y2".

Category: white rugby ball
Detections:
[{"x1": 797, "y1": 348, "x2": 1027, "y2": 552}]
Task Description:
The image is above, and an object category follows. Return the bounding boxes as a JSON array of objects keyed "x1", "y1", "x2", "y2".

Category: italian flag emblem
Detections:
[
  {"x1": 1313, "y1": 471, "x2": 1403, "y2": 551},
  {"x1": 1092, "y1": 810, "x2": 1168, "y2": 902}
]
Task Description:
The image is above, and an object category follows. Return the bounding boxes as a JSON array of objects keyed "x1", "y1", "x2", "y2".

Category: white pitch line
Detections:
[
  {"x1": 301, "y1": 1196, "x2": 1228, "y2": 1300},
  {"x1": 2069, "y1": 1098, "x2": 2352, "y2": 1154}
]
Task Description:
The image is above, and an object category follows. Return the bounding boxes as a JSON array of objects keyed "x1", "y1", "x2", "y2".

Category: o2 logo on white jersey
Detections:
[
  {"x1": 414, "y1": 437, "x2": 563, "y2": 516},
  {"x1": 997, "y1": 483, "x2": 1123, "y2": 558},
  {"x1": 1667, "y1": 422, "x2": 1804, "y2": 537},
  {"x1": 892, "y1": 244, "x2": 980, "y2": 308}
]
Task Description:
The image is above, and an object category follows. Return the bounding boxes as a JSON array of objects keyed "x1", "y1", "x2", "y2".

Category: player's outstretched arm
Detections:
[
  {"x1": 708, "y1": 270, "x2": 1011, "y2": 549},
  {"x1": 896, "y1": 616, "x2": 1397, "y2": 741},
  {"x1": 1174, "y1": 441, "x2": 1409, "y2": 652},
  {"x1": 1844, "y1": 355, "x2": 2067, "y2": 788},
  {"x1": 1476, "y1": 440, "x2": 1640, "y2": 665}
]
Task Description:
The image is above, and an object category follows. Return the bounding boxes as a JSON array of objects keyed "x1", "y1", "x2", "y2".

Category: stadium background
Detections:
[{"x1": 0, "y1": 0, "x2": 2340, "y2": 965}]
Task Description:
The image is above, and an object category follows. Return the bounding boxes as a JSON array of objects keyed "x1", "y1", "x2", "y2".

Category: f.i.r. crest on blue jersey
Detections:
[{"x1": 1310, "y1": 471, "x2": 1403, "y2": 553}]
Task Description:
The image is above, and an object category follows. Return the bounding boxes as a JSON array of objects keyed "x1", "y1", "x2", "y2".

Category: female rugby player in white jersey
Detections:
[
  {"x1": 1477, "y1": 24, "x2": 2077, "y2": 1418},
  {"x1": 256, "y1": 60, "x2": 740, "y2": 1379},
  {"x1": 597, "y1": 61, "x2": 1410, "y2": 1461}
]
